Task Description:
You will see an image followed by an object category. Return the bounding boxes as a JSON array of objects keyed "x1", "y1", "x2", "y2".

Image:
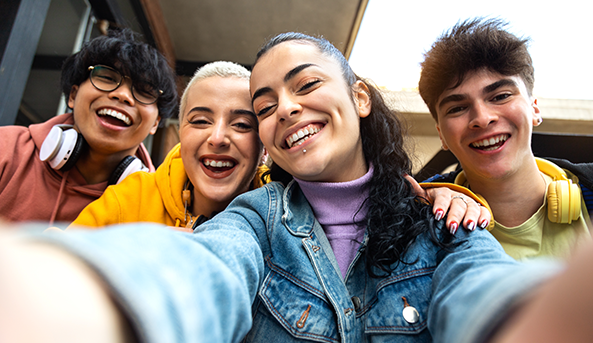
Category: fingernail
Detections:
[
  {"x1": 449, "y1": 222, "x2": 458, "y2": 235},
  {"x1": 466, "y1": 220, "x2": 476, "y2": 231},
  {"x1": 480, "y1": 219, "x2": 489, "y2": 229},
  {"x1": 435, "y1": 209, "x2": 444, "y2": 221}
]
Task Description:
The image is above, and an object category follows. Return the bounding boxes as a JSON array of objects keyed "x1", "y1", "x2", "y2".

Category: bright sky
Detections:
[{"x1": 349, "y1": 0, "x2": 593, "y2": 100}]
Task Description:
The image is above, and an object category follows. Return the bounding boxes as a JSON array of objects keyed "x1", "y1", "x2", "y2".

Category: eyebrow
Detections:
[
  {"x1": 187, "y1": 106, "x2": 213, "y2": 115},
  {"x1": 483, "y1": 78, "x2": 518, "y2": 94},
  {"x1": 251, "y1": 63, "x2": 316, "y2": 104},
  {"x1": 187, "y1": 107, "x2": 255, "y2": 119},
  {"x1": 437, "y1": 78, "x2": 519, "y2": 111},
  {"x1": 233, "y1": 109, "x2": 257, "y2": 119}
]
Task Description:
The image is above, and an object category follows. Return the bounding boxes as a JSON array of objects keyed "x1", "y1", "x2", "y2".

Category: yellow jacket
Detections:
[{"x1": 70, "y1": 143, "x2": 268, "y2": 231}]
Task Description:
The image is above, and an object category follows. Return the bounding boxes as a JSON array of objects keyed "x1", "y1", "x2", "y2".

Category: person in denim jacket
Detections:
[{"x1": 0, "y1": 32, "x2": 581, "y2": 342}]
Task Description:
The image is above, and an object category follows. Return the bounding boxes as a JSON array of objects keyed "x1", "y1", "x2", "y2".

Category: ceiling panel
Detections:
[{"x1": 161, "y1": 0, "x2": 364, "y2": 65}]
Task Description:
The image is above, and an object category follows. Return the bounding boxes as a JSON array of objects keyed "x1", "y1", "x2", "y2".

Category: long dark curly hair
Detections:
[{"x1": 255, "y1": 32, "x2": 455, "y2": 276}]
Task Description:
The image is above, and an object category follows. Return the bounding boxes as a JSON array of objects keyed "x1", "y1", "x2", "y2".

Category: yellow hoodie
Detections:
[{"x1": 69, "y1": 143, "x2": 268, "y2": 232}]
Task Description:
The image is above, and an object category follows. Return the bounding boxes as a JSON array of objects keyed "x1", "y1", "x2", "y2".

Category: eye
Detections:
[
  {"x1": 446, "y1": 105, "x2": 467, "y2": 115},
  {"x1": 491, "y1": 93, "x2": 511, "y2": 102},
  {"x1": 97, "y1": 74, "x2": 117, "y2": 83},
  {"x1": 134, "y1": 83, "x2": 158, "y2": 97},
  {"x1": 297, "y1": 79, "x2": 321, "y2": 93},
  {"x1": 187, "y1": 117, "x2": 210, "y2": 126},
  {"x1": 233, "y1": 121, "x2": 254, "y2": 131},
  {"x1": 256, "y1": 104, "x2": 276, "y2": 118}
]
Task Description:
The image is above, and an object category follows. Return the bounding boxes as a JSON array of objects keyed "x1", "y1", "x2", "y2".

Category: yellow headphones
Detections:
[
  {"x1": 536, "y1": 158, "x2": 581, "y2": 224},
  {"x1": 452, "y1": 158, "x2": 581, "y2": 224}
]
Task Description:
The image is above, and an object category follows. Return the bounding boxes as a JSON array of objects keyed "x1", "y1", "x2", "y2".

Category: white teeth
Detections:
[
  {"x1": 471, "y1": 134, "x2": 509, "y2": 149},
  {"x1": 203, "y1": 159, "x2": 234, "y2": 168},
  {"x1": 286, "y1": 125, "x2": 321, "y2": 148},
  {"x1": 97, "y1": 108, "x2": 131, "y2": 125}
]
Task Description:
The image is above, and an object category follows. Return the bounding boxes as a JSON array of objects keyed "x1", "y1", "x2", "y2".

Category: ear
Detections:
[
  {"x1": 531, "y1": 97, "x2": 542, "y2": 126},
  {"x1": 435, "y1": 123, "x2": 449, "y2": 150},
  {"x1": 149, "y1": 116, "x2": 161, "y2": 135},
  {"x1": 67, "y1": 85, "x2": 79, "y2": 109},
  {"x1": 352, "y1": 80, "x2": 371, "y2": 119}
]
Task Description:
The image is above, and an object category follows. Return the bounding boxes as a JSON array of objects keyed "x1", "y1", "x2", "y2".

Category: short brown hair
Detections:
[{"x1": 419, "y1": 18, "x2": 534, "y2": 121}]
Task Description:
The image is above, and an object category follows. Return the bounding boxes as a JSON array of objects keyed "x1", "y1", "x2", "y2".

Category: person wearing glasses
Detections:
[{"x1": 0, "y1": 29, "x2": 177, "y2": 226}]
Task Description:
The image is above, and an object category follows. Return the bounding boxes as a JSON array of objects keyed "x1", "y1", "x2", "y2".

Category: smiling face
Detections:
[
  {"x1": 435, "y1": 69, "x2": 540, "y2": 181},
  {"x1": 68, "y1": 74, "x2": 160, "y2": 158},
  {"x1": 179, "y1": 76, "x2": 263, "y2": 216},
  {"x1": 251, "y1": 41, "x2": 371, "y2": 183}
]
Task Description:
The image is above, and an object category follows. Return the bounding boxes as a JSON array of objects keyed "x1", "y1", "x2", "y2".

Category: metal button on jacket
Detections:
[
  {"x1": 402, "y1": 305, "x2": 420, "y2": 324},
  {"x1": 401, "y1": 296, "x2": 419, "y2": 324}
]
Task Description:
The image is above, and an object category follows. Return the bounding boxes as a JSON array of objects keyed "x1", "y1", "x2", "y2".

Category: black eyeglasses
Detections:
[{"x1": 88, "y1": 65, "x2": 163, "y2": 105}]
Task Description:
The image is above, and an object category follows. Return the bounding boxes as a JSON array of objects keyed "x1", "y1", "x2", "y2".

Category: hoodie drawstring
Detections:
[{"x1": 49, "y1": 170, "x2": 70, "y2": 226}]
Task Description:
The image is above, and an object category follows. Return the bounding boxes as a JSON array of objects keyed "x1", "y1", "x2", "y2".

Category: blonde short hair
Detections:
[{"x1": 178, "y1": 61, "x2": 251, "y2": 122}]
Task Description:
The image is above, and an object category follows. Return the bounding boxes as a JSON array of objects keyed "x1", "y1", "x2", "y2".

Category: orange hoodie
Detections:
[{"x1": 0, "y1": 113, "x2": 155, "y2": 226}]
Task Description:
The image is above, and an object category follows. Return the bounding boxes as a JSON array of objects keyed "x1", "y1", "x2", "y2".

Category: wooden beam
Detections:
[
  {"x1": 0, "y1": 0, "x2": 51, "y2": 126},
  {"x1": 344, "y1": 0, "x2": 368, "y2": 59},
  {"x1": 137, "y1": 0, "x2": 176, "y2": 69}
]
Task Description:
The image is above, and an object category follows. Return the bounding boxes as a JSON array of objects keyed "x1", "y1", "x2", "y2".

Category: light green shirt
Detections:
[{"x1": 490, "y1": 170, "x2": 591, "y2": 260}]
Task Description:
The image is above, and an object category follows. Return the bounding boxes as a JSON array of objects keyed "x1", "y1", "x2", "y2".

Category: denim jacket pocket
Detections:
[
  {"x1": 364, "y1": 268, "x2": 433, "y2": 336},
  {"x1": 257, "y1": 269, "x2": 340, "y2": 343}
]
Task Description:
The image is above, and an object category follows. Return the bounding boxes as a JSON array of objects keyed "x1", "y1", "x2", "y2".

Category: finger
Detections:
[
  {"x1": 444, "y1": 196, "x2": 467, "y2": 235},
  {"x1": 460, "y1": 200, "x2": 482, "y2": 232},
  {"x1": 404, "y1": 175, "x2": 427, "y2": 199},
  {"x1": 425, "y1": 187, "x2": 450, "y2": 220},
  {"x1": 478, "y1": 205, "x2": 491, "y2": 229}
]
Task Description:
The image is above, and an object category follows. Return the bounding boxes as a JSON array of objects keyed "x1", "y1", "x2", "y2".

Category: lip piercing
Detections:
[{"x1": 303, "y1": 149, "x2": 307, "y2": 153}]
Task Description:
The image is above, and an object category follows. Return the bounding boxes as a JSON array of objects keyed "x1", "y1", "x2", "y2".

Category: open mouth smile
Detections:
[
  {"x1": 97, "y1": 108, "x2": 132, "y2": 127},
  {"x1": 202, "y1": 158, "x2": 236, "y2": 172},
  {"x1": 285, "y1": 123, "x2": 323, "y2": 149},
  {"x1": 470, "y1": 134, "x2": 509, "y2": 151}
]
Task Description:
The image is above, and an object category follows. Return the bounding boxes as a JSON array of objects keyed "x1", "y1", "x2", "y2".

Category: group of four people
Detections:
[{"x1": 0, "y1": 18, "x2": 592, "y2": 342}]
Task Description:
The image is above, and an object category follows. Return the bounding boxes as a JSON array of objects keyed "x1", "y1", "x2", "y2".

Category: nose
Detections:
[
  {"x1": 468, "y1": 101, "x2": 498, "y2": 128},
  {"x1": 207, "y1": 121, "x2": 230, "y2": 148},
  {"x1": 109, "y1": 77, "x2": 135, "y2": 106},
  {"x1": 276, "y1": 92, "x2": 301, "y2": 122}
]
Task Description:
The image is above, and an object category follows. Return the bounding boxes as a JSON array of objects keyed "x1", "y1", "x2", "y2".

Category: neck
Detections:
[
  {"x1": 75, "y1": 148, "x2": 137, "y2": 185},
  {"x1": 191, "y1": 193, "x2": 228, "y2": 219},
  {"x1": 465, "y1": 158, "x2": 546, "y2": 227}
]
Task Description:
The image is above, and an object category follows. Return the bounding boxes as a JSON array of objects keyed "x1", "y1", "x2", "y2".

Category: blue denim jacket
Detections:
[{"x1": 41, "y1": 180, "x2": 562, "y2": 343}]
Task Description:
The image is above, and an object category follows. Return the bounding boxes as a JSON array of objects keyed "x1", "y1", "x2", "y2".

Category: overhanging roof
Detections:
[
  {"x1": 138, "y1": 0, "x2": 368, "y2": 74},
  {"x1": 163, "y1": 0, "x2": 366, "y2": 66}
]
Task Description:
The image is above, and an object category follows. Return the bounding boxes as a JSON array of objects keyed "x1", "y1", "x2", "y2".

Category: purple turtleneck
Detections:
[{"x1": 295, "y1": 165, "x2": 373, "y2": 279}]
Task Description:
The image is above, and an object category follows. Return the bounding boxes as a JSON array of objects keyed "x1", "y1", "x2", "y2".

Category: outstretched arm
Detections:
[
  {"x1": 0, "y1": 232, "x2": 134, "y2": 343},
  {"x1": 490, "y1": 241, "x2": 593, "y2": 342},
  {"x1": 1, "y1": 212, "x2": 265, "y2": 343}
]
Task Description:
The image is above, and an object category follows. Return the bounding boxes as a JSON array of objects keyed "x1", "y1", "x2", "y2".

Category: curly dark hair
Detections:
[
  {"x1": 60, "y1": 28, "x2": 178, "y2": 123},
  {"x1": 419, "y1": 18, "x2": 534, "y2": 121},
  {"x1": 255, "y1": 32, "x2": 455, "y2": 276}
]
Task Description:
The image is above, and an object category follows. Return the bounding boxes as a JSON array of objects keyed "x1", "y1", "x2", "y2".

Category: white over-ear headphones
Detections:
[{"x1": 40, "y1": 124, "x2": 148, "y2": 185}]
